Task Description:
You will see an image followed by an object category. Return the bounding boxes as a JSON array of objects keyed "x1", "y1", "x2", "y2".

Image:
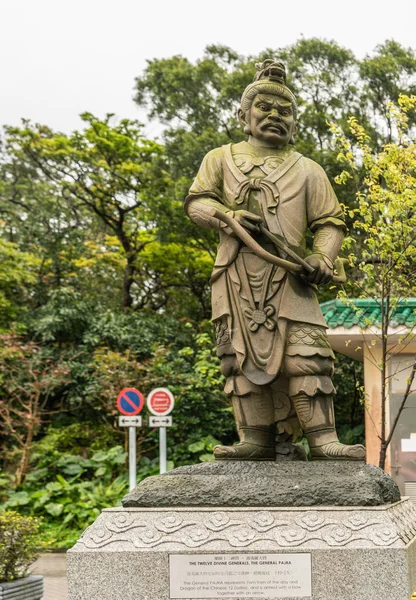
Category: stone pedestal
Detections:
[
  {"x1": 68, "y1": 500, "x2": 416, "y2": 600},
  {"x1": 122, "y1": 461, "x2": 401, "y2": 508},
  {"x1": 67, "y1": 463, "x2": 416, "y2": 600}
]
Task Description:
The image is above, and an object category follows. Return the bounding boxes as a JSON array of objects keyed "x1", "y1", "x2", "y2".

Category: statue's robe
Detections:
[{"x1": 185, "y1": 141, "x2": 345, "y2": 392}]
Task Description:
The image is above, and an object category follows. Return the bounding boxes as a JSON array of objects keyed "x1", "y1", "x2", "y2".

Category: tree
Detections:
[
  {"x1": 3, "y1": 115, "x2": 214, "y2": 318},
  {"x1": 4, "y1": 114, "x2": 169, "y2": 310},
  {"x1": 360, "y1": 40, "x2": 416, "y2": 144},
  {"x1": 0, "y1": 332, "x2": 72, "y2": 485},
  {"x1": 331, "y1": 94, "x2": 416, "y2": 469},
  {"x1": 0, "y1": 143, "x2": 91, "y2": 305}
]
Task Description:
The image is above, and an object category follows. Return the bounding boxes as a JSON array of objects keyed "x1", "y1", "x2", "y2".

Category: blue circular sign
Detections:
[{"x1": 117, "y1": 388, "x2": 144, "y2": 416}]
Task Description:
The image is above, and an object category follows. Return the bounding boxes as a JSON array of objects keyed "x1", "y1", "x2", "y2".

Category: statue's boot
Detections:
[
  {"x1": 293, "y1": 393, "x2": 366, "y2": 461},
  {"x1": 214, "y1": 425, "x2": 276, "y2": 460},
  {"x1": 214, "y1": 394, "x2": 275, "y2": 461},
  {"x1": 271, "y1": 379, "x2": 307, "y2": 461}
]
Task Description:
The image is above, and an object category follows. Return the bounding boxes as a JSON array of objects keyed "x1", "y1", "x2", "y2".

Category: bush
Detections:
[{"x1": 0, "y1": 510, "x2": 44, "y2": 582}]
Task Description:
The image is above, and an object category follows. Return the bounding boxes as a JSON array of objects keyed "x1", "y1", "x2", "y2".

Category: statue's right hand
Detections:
[
  {"x1": 215, "y1": 208, "x2": 263, "y2": 236},
  {"x1": 232, "y1": 210, "x2": 263, "y2": 233}
]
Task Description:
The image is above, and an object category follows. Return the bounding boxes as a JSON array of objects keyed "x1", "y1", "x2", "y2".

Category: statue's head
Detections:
[{"x1": 238, "y1": 60, "x2": 297, "y2": 148}]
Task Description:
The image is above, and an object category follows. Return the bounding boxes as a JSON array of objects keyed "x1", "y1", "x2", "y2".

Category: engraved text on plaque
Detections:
[{"x1": 169, "y1": 553, "x2": 312, "y2": 598}]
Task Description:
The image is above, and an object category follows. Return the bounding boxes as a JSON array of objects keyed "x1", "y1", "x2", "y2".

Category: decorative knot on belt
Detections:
[{"x1": 234, "y1": 178, "x2": 279, "y2": 213}]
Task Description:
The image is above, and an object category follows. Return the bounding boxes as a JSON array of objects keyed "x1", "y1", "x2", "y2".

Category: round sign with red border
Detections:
[
  {"x1": 147, "y1": 387, "x2": 175, "y2": 416},
  {"x1": 117, "y1": 388, "x2": 145, "y2": 416}
]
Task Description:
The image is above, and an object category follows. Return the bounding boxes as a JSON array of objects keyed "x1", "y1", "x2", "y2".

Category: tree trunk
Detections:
[
  {"x1": 15, "y1": 392, "x2": 41, "y2": 486},
  {"x1": 379, "y1": 442, "x2": 388, "y2": 472},
  {"x1": 16, "y1": 413, "x2": 35, "y2": 486},
  {"x1": 122, "y1": 258, "x2": 135, "y2": 310},
  {"x1": 379, "y1": 289, "x2": 390, "y2": 470}
]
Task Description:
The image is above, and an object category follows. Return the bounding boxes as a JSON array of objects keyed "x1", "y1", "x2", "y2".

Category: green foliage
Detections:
[
  {"x1": 359, "y1": 40, "x2": 416, "y2": 141},
  {"x1": 0, "y1": 332, "x2": 73, "y2": 485},
  {"x1": 29, "y1": 287, "x2": 93, "y2": 343},
  {"x1": 82, "y1": 310, "x2": 192, "y2": 356},
  {"x1": 278, "y1": 38, "x2": 358, "y2": 155},
  {"x1": 338, "y1": 423, "x2": 365, "y2": 446},
  {"x1": 1, "y1": 432, "x2": 131, "y2": 548},
  {"x1": 138, "y1": 329, "x2": 236, "y2": 466},
  {"x1": 0, "y1": 326, "x2": 235, "y2": 547},
  {"x1": 188, "y1": 435, "x2": 222, "y2": 463},
  {"x1": 134, "y1": 46, "x2": 246, "y2": 137},
  {"x1": 4, "y1": 114, "x2": 172, "y2": 311},
  {"x1": 3, "y1": 114, "x2": 216, "y2": 318},
  {"x1": 331, "y1": 95, "x2": 416, "y2": 301},
  {"x1": 0, "y1": 239, "x2": 39, "y2": 328},
  {"x1": 0, "y1": 511, "x2": 44, "y2": 582}
]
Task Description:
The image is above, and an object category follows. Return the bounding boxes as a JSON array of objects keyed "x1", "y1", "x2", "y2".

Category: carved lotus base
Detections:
[{"x1": 68, "y1": 499, "x2": 416, "y2": 599}]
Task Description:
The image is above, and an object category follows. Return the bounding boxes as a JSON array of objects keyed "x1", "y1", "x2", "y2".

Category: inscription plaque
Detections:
[{"x1": 169, "y1": 553, "x2": 312, "y2": 599}]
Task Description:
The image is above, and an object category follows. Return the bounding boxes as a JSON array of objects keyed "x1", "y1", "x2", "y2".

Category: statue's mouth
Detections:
[{"x1": 263, "y1": 123, "x2": 286, "y2": 135}]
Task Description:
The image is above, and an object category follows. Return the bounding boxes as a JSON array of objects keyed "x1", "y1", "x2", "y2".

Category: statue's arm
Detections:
[
  {"x1": 311, "y1": 224, "x2": 344, "y2": 268},
  {"x1": 184, "y1": 148, "x2": 229, "y2": 231},
  {"x1": 186, "y1": 196, "x2": 234, "y2": 232},
  {"x1": 304, "y1": 160, "x2": 347, "y2": 284}
]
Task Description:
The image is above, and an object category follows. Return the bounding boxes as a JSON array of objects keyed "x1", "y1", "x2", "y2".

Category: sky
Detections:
[{"x1": 1, "y1": 0, "x2": 416, "y2": 138}]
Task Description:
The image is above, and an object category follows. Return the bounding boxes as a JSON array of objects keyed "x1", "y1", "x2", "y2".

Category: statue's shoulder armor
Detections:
[
  {"x1": 229, "y1": 141, "x2": 252, "y2": 155},
  {"x1": 203, "y1": 146, "x2": 225, "y2": 161},
  {"x1": 296, "y1": 155, "x2": 332, "y2": 182}
]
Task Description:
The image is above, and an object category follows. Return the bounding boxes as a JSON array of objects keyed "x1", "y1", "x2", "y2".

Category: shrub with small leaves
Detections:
[{"x1": 0, "y1": 511, "x2": 44, "y2": 582}]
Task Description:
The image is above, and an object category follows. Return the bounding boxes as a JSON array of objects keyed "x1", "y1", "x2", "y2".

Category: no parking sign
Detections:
[{"x1": 117, "y1": 388, "x2": 144, "y2": 416}]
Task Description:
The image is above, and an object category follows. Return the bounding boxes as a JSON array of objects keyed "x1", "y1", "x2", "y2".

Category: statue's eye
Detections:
[
  {"x1": 280, "y1": 108, "x2": 291, "y2": 116},
  {"x1": 258, "y1": 104, "x2": 270, "y2": 111}
]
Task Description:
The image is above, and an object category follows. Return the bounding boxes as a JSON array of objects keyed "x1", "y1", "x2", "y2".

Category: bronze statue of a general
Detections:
[{"x1": 185, "y1": 60, "x2": 365, "y2": 462}]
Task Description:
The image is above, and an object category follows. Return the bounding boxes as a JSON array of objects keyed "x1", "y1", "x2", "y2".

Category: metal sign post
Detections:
[
  {"x1": 159, "y1": 426, "x2": 167, "y2": 474},
  {"x1": 117, "y1": 388, "x2": 144, "y2": 491},
  {"x1": 129, "y1": 426, "x2": 137, "y2": 490},
  {"x1": 147, "y1": 388, "x2": 175, "y2": 475}
]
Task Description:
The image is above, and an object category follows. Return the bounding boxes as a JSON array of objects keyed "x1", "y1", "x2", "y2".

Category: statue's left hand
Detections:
[{"x1": 303, "y1": 254, "x2": 333, "y2": 285}]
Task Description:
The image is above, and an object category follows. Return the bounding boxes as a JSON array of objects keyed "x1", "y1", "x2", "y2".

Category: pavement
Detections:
[{"x1": 31, "y1": 553, "x2": 68, "y2": 600}]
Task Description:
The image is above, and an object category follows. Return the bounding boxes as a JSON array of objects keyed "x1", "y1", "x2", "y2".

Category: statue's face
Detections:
[{"x1": 240, "y1": 93, "x2": 296, "y2": 147}]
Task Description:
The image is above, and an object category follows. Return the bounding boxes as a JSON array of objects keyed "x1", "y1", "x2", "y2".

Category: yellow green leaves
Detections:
[
  {"x1": 0, "y1": 511, "x2": 44, "y2": 582},
  {"x1": 332, "y1": 95, "x2": 416, "y2": 301},
  {"x1": 0, "y1": 240, "x2": 40, "y2": 328}
]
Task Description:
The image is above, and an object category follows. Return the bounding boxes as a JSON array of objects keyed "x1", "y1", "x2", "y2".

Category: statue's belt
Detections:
[{"x1": 210, "y1": 208, "x2": 347, "y2": 284}]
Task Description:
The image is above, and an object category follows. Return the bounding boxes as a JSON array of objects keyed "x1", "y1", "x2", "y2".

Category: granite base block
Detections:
[{"x1": 67, "y1": 499, "x2": 416, "y2": 600}]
